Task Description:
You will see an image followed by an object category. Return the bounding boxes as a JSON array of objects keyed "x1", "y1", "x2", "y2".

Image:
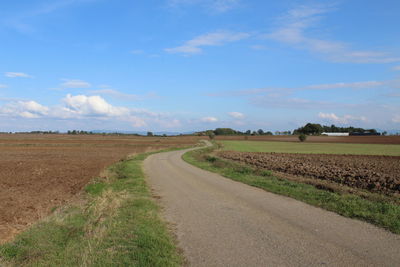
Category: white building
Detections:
[{"x1": 321, "y1": 132, "x2": 349, "y2": 136}]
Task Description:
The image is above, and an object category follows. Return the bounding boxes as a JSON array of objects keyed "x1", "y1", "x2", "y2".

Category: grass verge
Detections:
[
  {"x1": 0, "y1": 148, "x2": 186, "y2": 267},
  {"x1": 182, "y1": 145, "x2": 400, "y2": 234}
]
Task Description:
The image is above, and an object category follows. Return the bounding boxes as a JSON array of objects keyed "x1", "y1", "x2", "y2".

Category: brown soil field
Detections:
[
  {"x1": 218, "y1": 151, "x2": 400, "y2": 195},
  {"x1": 215, "y1": 135, "x2": 400, "y2": 144},
  {"x1": 0, "y1": 134, "x2": 201, "y2": 243}
]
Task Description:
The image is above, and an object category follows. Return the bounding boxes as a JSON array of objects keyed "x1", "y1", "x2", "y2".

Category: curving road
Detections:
[{"x1": 144, "y1": 145, "x2": 400, "y2": 267}]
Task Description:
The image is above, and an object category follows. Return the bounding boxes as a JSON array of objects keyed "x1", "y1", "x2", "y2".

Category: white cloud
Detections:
[
  {"x1": 5, "y1": 72, "x2": 33, "y2": 78},
  {"x1": 0, "y1": 94, "x2": 184, "y2": 130},
  {"x1": 228, "y1": 111, "x2": 244, "y2": 119},
  {"x1": 165, "y1": 31, "x2": 249, "y2": 55},
  {"x1": 211, "y1": 0, "x2": 239, "y2": 12},
  {"x1": 167, "y1": 0, "x2": 240, "y2": 12},
  {"x1": 318, "y1": 112, "x2": 367, "y2": 124},
  {"x1": 306, "y1": 81, "x2": 385, "y2": 90},
  {"x1": 201, "y1": 116, "x2": 218, "y2": 122},
  {"x1": 61, "y1": 79, "x2": 91, "y2": 88},
  {"x1": 266, "y1": 5, "x2": 400, "y2": 64},
  {"x1": 393, "y1": 66, "x2": 400, "y2": 71},
  {"x1": 212, "y1": 79, "x2": 393, "y2": 98},
  {"x1": 63, "y1": 94, "x2": 129, "y2": 117},
  {"x1": 0, "y1": 84, "x2": 8, "y2": 88},
  {"x1": 0, "y1": 100, "x2": 49, "y2": 118},
  {"x1": 90, "y1": 87, "x2": 160, "y2": 101},
  {"x1": 90, "y1": 89, "x2": 141, "y2": 101},
  {"x1": 392, "y1": 115, "x2": 400, "y2": 123},
  {"x1": 5, "y1": 0, "x2": 99, "y2": 34}
]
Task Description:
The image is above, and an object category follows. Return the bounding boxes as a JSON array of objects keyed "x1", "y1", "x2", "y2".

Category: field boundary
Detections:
[
  {"x1": 219, "y1": 140, "x2": 400, "y2": 156},
  {"x1": 182, "y1": 145, "x2": 400, "y2": 234},
  {"x1": 0, "y1": 146, "x2": 192, "y2": 266}
]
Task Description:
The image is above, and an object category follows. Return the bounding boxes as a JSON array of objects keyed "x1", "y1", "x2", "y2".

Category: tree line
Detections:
[
  {"x1": 293, "y1": 123, "x2": 378, "y2": 135},
  {"x1": 197, "y1": 128, "x2": 287, "y2": 136}
]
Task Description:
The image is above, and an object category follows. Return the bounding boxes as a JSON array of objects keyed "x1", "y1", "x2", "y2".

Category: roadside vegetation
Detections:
[
  {"x1": 0, "y1": 149, "x2": 184, "y2": 267},
  {"x1": 220, "y1": 140, "x2": 400, "y2": 156},
  {"x1": 183, "y1": 144, "x2": 400, "y2": 234}
]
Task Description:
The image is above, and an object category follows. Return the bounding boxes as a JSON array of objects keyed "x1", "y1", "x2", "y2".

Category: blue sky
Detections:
[{"x1": 0, "y1": 0, "x2": 399, "y2": 132}]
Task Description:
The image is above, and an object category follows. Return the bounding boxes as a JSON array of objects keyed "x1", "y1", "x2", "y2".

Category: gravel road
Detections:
[{"x1": 144, "y1": 146, "x2": 400, "y2": 267}]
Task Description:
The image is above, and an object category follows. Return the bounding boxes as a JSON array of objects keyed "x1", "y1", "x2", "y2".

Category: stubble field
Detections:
[{"x1": 0, "y1": 134, "x2": 200, "y2": 243}]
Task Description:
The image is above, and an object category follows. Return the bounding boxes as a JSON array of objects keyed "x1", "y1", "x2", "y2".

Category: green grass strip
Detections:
[
  {"x1": 183, "y1": 146, "x2": 400, "y2": 234},
  {"x1": 0, "y1": 148, "x2": 185, "y2": 267},
  {"x1": 220, "y1": 140, "x2": 400, "y2": 156}
]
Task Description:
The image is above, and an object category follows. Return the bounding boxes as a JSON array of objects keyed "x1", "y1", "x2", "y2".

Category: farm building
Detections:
[{"x1": 321, "y1": 132, "x2": 349, "y2": 136}]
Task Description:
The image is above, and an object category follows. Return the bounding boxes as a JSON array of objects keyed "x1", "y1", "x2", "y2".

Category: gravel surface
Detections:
[{"x1": 144, "y1": 145, "x2": 400, "y2": 267}]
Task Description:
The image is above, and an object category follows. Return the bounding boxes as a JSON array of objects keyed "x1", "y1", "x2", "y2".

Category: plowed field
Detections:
[
  {"x1": 218, "y1": 151, "x2": 400, "y2": 195},
  {"x1": 0, "y1": 134, "x2": 200, "y2": 243}
]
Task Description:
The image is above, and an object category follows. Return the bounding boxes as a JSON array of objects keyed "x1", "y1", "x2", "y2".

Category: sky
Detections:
[{"x1": 0, "y1": 0, "x2": 399, "y2": 133}]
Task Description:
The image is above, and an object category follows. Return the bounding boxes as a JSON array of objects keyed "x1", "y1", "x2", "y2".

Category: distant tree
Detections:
[
  {"x1": 147, "y1": 131, "x2": 153, "y2": 136},
  {"x1": 294, "y1": 123, "x2": 323, "y2": 135},
  {"x1": 245, "y1": 130, "x2": 251, "y2": 135},
  {"x1": 298, "y1": 134, "x2": 307, "y2": 142},
  {"x1": 208, "y1": 132, "x2": 215, "y2": 140},
  {"x1": 265, "y1": 131, "x2": 273, "y2": 135},
  {"x1": 382, "y1": 131, "x2": 387, "y2": 136},
  {"x1": 214, "y1": 128, "x2": 237, "y2": 135},
  {"x1": 257, "y1": 129, "x2": 264, "y2": 135}
]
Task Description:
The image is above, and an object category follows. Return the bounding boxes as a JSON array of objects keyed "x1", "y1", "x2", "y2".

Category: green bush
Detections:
[
  {"x1": 298, "y1": 134, "x2": 307, "y2": 142},
  {"x1": 205, "y1": 155, "x2": 217, "y2": 163}
]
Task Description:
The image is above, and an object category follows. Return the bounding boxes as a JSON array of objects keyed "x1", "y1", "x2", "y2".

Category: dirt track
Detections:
[{"x1": 144, "y1": 145, "x2": 400, "y2": 266}]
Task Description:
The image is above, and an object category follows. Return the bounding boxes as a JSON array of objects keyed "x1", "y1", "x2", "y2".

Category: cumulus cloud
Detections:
[
  {"x1": 228, "y1": 111, "x2": 244, "y2": 119},
  {"x1": 5, "y1": 72, "x2": 33, "y2": 78},
  {"x1": 61, "y1": 79, "x2": 91, "y2": 88},
  {"x1": 0, "y1": 94, "x2": 185, "y2": 130},
  {"x1": 62, "y1": 94, "x2": 129, "y2": 117},
  {"x1": 266, "y1": 5, "x2": 400, "y2": 63},
  {"x1": 165, "y1": 31, "x2": 249, "y2": 55},
  {"x1": 0, "y1": 100, "x2": 49, "y2": 118},
  {"x1": 318, "y1": 112, "x2": 367, "y2": 124},
  {"x1": 201, "y1": 116, "x2": 218, "y2": 122}
]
